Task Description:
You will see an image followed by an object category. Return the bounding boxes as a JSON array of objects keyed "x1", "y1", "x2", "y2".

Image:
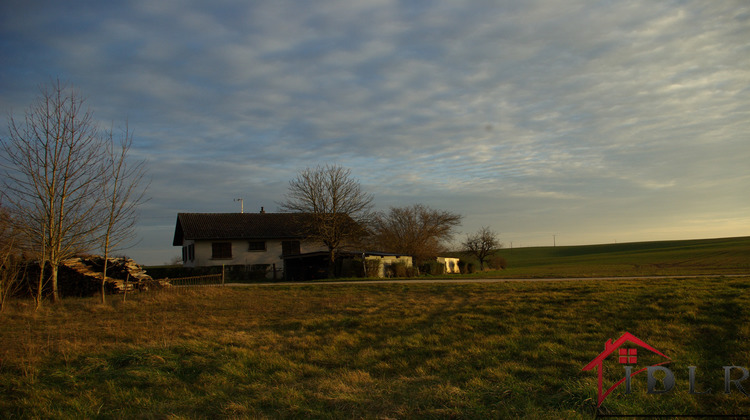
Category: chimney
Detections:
[{"x1": 260, "y1": 206, "x2": 266, "y2": 214}]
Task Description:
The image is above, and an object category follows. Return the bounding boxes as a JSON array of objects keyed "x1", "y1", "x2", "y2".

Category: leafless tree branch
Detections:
[
  {"x1": 279, "y1": 164, "x2": 373, "y2": 275},
  {"x1": 462, "y1": 226, "x2": 500, "y2": 270},
  {"x1": 0, "y1": 80, "x2": 147, "y2": 306},
  {"x1": 98, "y1": 123, "x2": 149, "y2": 304},
  {"x1": 370, "y1": 204, "x2": 462, "y2": 264}
]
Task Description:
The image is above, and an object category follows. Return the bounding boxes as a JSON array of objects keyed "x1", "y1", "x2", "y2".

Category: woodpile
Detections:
[{"x1": 58, "y1": 255, "x2": 170, "y2": 296}]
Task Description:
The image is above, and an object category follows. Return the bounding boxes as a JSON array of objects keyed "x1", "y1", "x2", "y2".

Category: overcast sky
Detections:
[{"x1": 2, "y1": 1, "x2": 749, "y2": 265}]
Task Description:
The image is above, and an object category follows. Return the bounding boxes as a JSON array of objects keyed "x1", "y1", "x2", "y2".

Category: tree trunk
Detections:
[
  {"x1": 50, "y1": 264, "x2": 59, "y2": 303},
  {"x1": 328, "y1": 248, "x2": 336, "y2": 278},
  {"x1": 35, "y1": 261, "x2": 45, "y2": 309},
  {"x1": 100, "y1": 257, "x2": 108, "y2": 304}
]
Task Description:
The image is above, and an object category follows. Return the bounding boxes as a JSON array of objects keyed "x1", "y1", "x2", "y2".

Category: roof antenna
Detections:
[{"x1": 234, "y1": 198, "x2": 244, "y2": 213}]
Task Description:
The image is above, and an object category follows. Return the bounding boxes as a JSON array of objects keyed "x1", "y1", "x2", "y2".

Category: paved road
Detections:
[{"x1": 225, "y1": 274, "x2": 749, "y2": 287}]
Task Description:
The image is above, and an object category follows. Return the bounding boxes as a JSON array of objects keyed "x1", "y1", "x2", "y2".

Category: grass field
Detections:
[
  {"x1": 458, "y1": 236, "x2": 750, "y2": 278},
  {"x1": 2, "y1": 275, "x2": 750, "y2": 418}
]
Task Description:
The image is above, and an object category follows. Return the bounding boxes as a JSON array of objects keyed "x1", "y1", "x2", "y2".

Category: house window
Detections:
[
  {"x1": 188, "y1": 244, "x2": 195, "y2": 261},
  {"x1": 281, "y1": 240, "x2": 300, "y2": 256},
  {"x1": 182, "y1": 246, "x2": 188, "y2": 263},
  {"x1": 248, "y1": 241, "x2": 266, "y2": 251},
  {"x1": 212, "y1": 242, "x2": 232, "y2": 259}
]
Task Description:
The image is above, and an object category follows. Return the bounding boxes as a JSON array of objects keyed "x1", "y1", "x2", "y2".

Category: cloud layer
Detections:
[{"x1": 2, "y1": 0, "x2": 749, "y2": 263}]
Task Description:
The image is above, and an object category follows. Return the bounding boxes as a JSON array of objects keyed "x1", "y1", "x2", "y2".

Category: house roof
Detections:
[{"x1": 173, "y1": 212, "x2": 314, "y2": 245}]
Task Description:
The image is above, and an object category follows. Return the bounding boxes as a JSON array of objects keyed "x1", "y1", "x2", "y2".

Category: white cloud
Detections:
[{"x1": 1, "y1": 0, "x2": 748, "y2": 263}]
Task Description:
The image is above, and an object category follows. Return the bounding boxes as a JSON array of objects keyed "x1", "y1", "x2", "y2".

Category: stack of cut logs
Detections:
[{"x1": 60, "y1": 256, "x2": 170, "y2": 296}]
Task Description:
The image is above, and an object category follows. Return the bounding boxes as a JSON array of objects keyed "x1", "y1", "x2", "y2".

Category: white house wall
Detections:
[
  {"x1": 437, "y1": 257, "x2": 461, "y2": 273},
  {"x1": 183, "y1": 239, "x2": 326, "y2": 268}
]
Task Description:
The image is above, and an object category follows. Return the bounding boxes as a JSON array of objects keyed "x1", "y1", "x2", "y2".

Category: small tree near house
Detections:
[
  {"x1": 463, "y1": 226, "x2": 501, "y2": 270},
  {"x1": 98, "y1": 127, "x2": 148, "y2": 304}
]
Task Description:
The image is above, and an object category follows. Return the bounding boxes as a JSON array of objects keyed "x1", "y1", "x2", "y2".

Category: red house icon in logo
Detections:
[{"x1": 582, "y1": 332, "x2": 671, "y2": 406}]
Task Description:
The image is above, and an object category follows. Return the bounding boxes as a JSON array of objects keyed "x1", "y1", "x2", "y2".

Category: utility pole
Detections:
[
  {"x1": 234, "y1": 198, "x2": 244, "y2": 213},
  {"x1": 553, "y1": 234, "x2": 557, "y2": 247}
]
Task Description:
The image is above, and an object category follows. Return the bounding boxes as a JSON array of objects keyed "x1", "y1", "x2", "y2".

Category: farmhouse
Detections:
[
  {"x1": 173, "y1": 211, "x2": 328, "y2": 273},
  {"x1": 173, "y1": 210, "x2": 414, "y2": 280}
]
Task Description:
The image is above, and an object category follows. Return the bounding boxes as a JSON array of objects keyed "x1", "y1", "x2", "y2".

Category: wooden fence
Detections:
[{"x1": 159, "y1": 272, "x2": 224, "y2": 290}]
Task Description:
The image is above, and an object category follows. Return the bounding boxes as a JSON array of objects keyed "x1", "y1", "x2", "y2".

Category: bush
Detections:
[
  {"x1": 420, "y1": 261, "x2": 445, "y2": 276},
  {"x1": 384, "y1": 262, "x2": 415, "y2": 278},
  {"x1": 457, "y1": 260, "x2": 467, "y2": 274},
  {"x1": 393, "y1": 262, "x2": 408, "y2": 278},
  {"x1": 224, "y1": 264, "x2": 272, "y2": 282},
  {"x1": 146, "y1": 264, "x2": 277, "y2": 283},
  {"x1": 488, "y1": 255, "x2": 507, "y2": 270},
  {"x1": 365, "y1": 260, "x2": 381, "y2": 278},
  {"x1": 146, "y1": 265, "x2": 221, "y2": 280}
]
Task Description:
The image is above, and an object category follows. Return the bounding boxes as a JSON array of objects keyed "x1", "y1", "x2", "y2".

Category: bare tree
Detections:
[
  {"x1": 463, "y1": 226, "x2": 500, "y2": 270},
  {"x1": 370, "y1": 204, "x2": 462, "y2": 264},
  {"x1": 0, "y1": 80, "x2": 108, "y2": 306},
  {"x1": 98, "y1": 126, "x2": 148, "y2": 304},
  {"x1": 0, "y1": 205, "x2": 25, "y2": 312},
  {"x1": 279, "y1": 164, "x2": 373, "y2": 276}
]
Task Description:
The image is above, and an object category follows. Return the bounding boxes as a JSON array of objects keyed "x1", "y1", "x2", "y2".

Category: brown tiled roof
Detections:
[{"x1": 173, "y1": 213, "x2": 312, "y2": 245}]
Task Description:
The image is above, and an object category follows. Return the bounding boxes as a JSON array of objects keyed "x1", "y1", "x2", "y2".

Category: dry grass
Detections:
[{"x1": 1, "y1": 278, "x2": 750, "y2": 418}]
